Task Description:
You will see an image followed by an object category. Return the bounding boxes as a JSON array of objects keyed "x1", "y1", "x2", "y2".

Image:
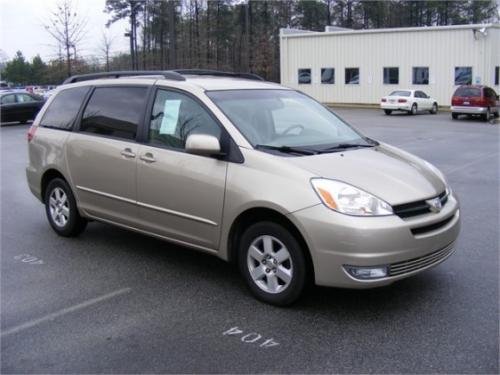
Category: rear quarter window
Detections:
[
  {"x1": 40, "y1": 87, "x2": 89, "y2": 130},
  {"x1": 453, "y1": 87, "x2": 481, "y2": 97}
]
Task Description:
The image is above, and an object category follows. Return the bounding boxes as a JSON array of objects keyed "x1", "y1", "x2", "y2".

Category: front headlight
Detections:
[{"x1": 311, "y1": 178, "x2": 393, "y2": 216}]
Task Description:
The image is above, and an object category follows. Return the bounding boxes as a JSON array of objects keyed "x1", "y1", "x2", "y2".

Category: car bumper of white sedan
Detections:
[{"x1": 380, "y1": 103, "x2": 411, "y2": 111}]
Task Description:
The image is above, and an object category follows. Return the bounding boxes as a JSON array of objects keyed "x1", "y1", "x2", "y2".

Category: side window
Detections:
[
  {"x1": 17, "y1": 94, "x2": 36, "y2": 103},
  {"x1": 1, "y1": 94, "x2": 16, "y2": 104},
  {"x1": 413, "y1": 67, "x2": 429, "y2": 85},
  {"x1": 40, "y1": 87, "x2": 89, "y2": 130},
  {"x1": 80, "y1": 86, "x2": 148, "y2": 140},
  {"x1": 149, "y1": 89, "x2": 221, "y2": 150},
  {"x1": 298, "y1": 69, "x2": 311, "y2": 84}
]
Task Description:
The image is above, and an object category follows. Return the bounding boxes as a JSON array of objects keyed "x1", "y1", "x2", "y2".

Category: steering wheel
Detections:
[{"x1": 282, "y1": 124, "x2": 304, "y2": 136}]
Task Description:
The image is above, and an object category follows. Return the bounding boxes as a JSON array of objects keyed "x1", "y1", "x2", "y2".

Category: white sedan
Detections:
[{"x1": 380, "y1": 90, "x2": 438, "y2": 115}]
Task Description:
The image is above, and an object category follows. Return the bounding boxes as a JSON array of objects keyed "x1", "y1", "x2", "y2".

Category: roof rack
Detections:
[
  {"x1": 173, "y1": 69, "x2": 265, "y2": 81},
  {"x1": 62, "y1": 70, "x2": 186, "y2": 84},
  {"x1": 62, "y1": 69, "x2": 265, "y2": 85}
]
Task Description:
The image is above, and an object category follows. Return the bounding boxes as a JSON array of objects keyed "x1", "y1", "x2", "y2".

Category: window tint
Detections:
[
  {"x1": 383, "y1": 67, "x2": 399, "y2": 84},
  {"x1": 415, "y1": 91, "x2": 428, "y2": 98},
  {"x1": 149, "y1": 89, "x2": 221, "y2": 150},
  {"x1": 321, "y1": 68, "x2": 334, "y2": 84},
  {"x1": 1, "y1": 94, "x2": 16, "y2": 104},
  {"x1": 345, "y1": 68, "x2": 359, "y2": 84},
  {"x1": 453, "y1": 87, "x2": 481, "y2": 97},
  {"x1": 17, "y1": 94, "x2": 36, "y2": 103},
  {"x1": 485, "y1": 88, "x2": 497, "y2": 99},
  {"x1": 455, "y1": 67, "x2": 472, "y2": 85},
  {"x1": 412, "y1": 67, "x2": 429, "y2": 85},
  {"x1": 495, "y1": 67, "x2": 499, "y2": 85},
  {"x1": 298, "y1": 69, "x2": 311, "y2": 84},
  {"x1": 40, "y1": 87, "x2": 89, "y2": 130},
  {"x1": 80, "y1": 87, "x2": 147, "y2": 140}
]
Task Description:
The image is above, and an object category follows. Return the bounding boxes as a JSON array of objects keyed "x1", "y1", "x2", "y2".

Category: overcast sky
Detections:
[{"x1": 0, "y1": 0, "x2": 130, "y2": 62}]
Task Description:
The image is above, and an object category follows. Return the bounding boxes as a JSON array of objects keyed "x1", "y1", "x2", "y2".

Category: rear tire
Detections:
[
  {"x1": 409, "y1": 103, "x2": 417, "y2": 115},
  {"x1": 238, "y1": 221, "x2": 307, "y2": 306},
  {"x1": 482, "y1": 108, "x2": 491, "y2": 122},
  {"x1": 44, "y1": 178, "x2": 87, "y2": 237},
  {"x1": 451, "y1": 113, "x2": 459, "y2": 120},
  {"x1": 384, "y1": 109, "x2": 392, "y2": 115},
  {"x1": 430, "y1": 103, "x2": 438, "y2": 114}
]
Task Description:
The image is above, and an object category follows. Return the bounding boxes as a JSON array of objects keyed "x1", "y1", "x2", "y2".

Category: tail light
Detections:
[
  {"x1": 398, "y1": 99, "x2": 407, "y2": 103},
  {"x1": 451, "y1": 96, "x2": 460, "y2": 106},
  {"x1": 27, "y1": 125, "x2": 37, "y2": 142},
  {"x1": 381, "y1": 98, "x2": 387, "y2": 102}
]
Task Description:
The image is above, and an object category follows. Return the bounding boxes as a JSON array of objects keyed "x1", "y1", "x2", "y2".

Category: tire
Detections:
[
  {"x1": 238, "y1": 221, "x2": 307, "y2": 306},
  {"x1": 44, "y1": 178, "x2": 87, "y2": 237},
  {"x1": 494, "y1": 111, "x2": 499, "y2": 119},
  {"x1": 409, "y1": 103, "x2": 417, "y2": 115},
  {"x1": 384, "y1": 109, "x2": 392, "y2": 115},
  {"x1": 430, "y1": 103, "x2": 438, "y2": 114},
  {"x1": 481, "y1": 108, "x2": 491, "y2": 122},
  {"x1": 451, "y1": 113, "x2": 459, "y2": 120}
]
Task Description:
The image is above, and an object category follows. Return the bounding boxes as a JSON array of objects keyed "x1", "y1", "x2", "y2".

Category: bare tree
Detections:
[
  {"x1": 44, "y1": 0, "x2": 87, "y2": 77},
  {"x1": 99, "y1": 29, "x2": 115, "y2": 71}
]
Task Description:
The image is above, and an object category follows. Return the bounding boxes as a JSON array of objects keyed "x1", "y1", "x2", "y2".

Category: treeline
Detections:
[
  {"x1": 1, "y1": 0, "x2": 498, "y2": 85},
  {"x1": 106, "y1": 0, "x2": 499, "y2": 82}
]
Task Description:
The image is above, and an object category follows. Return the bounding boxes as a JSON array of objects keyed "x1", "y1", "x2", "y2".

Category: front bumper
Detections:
[
  {"x1": 289, "y1": 193, "x2": 461, "y2": 288},
  {"x1": 451, "y1": 106, "x2": 487, "y2": 115}
]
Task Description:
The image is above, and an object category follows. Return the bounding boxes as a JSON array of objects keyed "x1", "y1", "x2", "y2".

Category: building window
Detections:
[
  {"x1": 298, "y1": 69, "x2": 311, "y2": 84},
  {"x1": 321, "y1": 68, "x2": 335, "y2": 84},
  {"x1": 495, "y1": 67, "x2": 499, "y2": 85},
  {"x1": 412, "y1": 67, "x2": 429, "y2": 85},
  {"x1": 345, "y1": 68, "x2": 359, "y2": 84},
  {"x1": 383, "y1": 67, "x2": 399, "y2": 84},
  {"x1": 455, "y1": 67, "x2": 472, "y2": 85}
]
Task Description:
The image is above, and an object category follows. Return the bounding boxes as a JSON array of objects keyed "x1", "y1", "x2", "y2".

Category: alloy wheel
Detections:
[{"x1": 48, "y1": 187, "x2": 69, "y2": 227}]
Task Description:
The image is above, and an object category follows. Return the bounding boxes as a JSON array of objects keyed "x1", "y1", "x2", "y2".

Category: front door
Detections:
[
  {"x1": 136, "y1": 88, "x2": 227, "y2": 250},
  {"x1": 66, "y1": 85, "x2": 149, "y2": 226}
]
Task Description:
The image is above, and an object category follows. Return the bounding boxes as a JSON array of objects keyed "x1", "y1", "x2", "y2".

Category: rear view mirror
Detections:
[{"x1": 186, "y1": 134, "x2": 222, "y2": 156}]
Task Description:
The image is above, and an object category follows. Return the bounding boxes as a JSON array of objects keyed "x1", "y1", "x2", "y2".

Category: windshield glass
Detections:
[
  {"x1": 389, "y1": 91, "x2": 411, "y2": 97},
  {"x1": 206, "y1": 89, "x2": 370, "y2": 150}
]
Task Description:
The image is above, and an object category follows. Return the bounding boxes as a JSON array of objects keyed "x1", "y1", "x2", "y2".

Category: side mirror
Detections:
[{"x1": 186, "y1": 134, "x2": 222, "y2": 156}]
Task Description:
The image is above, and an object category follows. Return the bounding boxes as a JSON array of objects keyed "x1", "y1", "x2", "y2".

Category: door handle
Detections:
[
  {"x1": 140, "y1": 153, "x2": 156, "y2": 163},
  {"x1": 120, "y1": 148, "x2": 136, "y2": 158}
]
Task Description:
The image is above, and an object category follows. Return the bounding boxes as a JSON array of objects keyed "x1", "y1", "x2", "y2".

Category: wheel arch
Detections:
[
  {"x1": 226, "y1": 207, "x2": 315, "y2": 281},
  {"x1": 41, "y1": 168, "x2": 68, "y2": 202}
]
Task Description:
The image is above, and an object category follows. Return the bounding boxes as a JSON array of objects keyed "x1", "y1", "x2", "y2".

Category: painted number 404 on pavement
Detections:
[{"x1": 223, "y1": 326, "x2": 279, "y2": 348}]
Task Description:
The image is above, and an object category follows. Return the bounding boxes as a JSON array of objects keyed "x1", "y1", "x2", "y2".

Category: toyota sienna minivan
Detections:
[{"x1": 26, "y1": 70, "x2": 460, "y2": 305}]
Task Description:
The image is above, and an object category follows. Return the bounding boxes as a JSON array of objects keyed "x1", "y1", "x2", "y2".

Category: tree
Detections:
[
  {"x1": 30, "y1": 55, "x2": 47, "y2": 84},
  {"x1": 2, "y1": 51, "x2": 31, "y2": 85},
  {"x1": 99, "y1": 30, "x2": 115, "y2": 71},
  {"x1": 44, "y1": 0, "x2": 88, "y2": 77}
]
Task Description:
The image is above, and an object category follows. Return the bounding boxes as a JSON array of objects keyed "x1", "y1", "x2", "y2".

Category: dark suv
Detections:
[{"x1": 451, "y1": 85, "x2": 499, "y2": 121}]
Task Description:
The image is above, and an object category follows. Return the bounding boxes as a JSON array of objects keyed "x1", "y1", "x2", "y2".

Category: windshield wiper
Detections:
[
  {"x1": 254, "y1": 144, "x2": 318, "y2": 155},
  {"x1": 319, "y1": 143, "x2": 375, "y2": 153}
]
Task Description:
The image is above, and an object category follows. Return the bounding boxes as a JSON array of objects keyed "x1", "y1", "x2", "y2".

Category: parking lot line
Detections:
[
  {"x1": 1, "y1": 287, "x2": 131, "y2": 338},
  {"x1": 446, "y1": 152, "x2": 499, "y2": 175}
]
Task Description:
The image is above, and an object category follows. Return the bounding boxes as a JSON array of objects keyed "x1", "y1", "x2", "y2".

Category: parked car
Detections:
[
  {"x1": 0, "y1": 91, "x2": 45, "y2": 124},
  {"x1": 380, "y1": 90, "x2": 438, "y2": 115},
  {"x1": 26, "y1": 70, "x2": 460, "y2": 306},
  {"x1": 451, "y1": 85, "x2": 500, "y2": 121}
]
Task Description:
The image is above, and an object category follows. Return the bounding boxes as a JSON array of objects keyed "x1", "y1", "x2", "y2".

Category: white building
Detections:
[{"x1": 279, "y1": 24, "x2": 500, "y2": 106}]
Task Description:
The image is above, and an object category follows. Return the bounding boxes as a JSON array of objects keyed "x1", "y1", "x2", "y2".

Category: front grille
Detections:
[
  {"x1": 388, "y1": 242, "x2": 455, "y2": 276},
  {"x1": 411, "y1": 214, "x2": 455, "y2": 236},
  {"x1": 393, "y1": 191, "x2": 448, "y2": 218}
]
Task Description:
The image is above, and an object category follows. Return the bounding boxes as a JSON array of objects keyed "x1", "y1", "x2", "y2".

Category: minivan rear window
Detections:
[
  {"x1": 40, "y1": 87, "x2": 89, "y2": 130},
  {"x1": 454, "y1": 87, "x2": 481, "y2": 97}
]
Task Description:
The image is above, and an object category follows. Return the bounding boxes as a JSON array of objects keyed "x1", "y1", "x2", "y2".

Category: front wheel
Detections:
[
  {"x1": 430, "y1": 103, "x2": 438, "y2": 114},
  {"x1": 45, "y1": 178, "x2": 87, "y2": 237},
  {"x1": 238, "y1": 222, "x2": 307, "y2": 306},
  {"x1": 384, "y1": 109, "x2": 392, "y2": 115}
]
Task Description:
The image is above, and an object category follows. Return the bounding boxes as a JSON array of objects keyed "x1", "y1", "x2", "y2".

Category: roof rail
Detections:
[
  {"x1": 62, "y1": 70, "x2": 186, "y2": 84},
  {"x1": 173, "y1": 69, "x2": 265, "y2": 81}
]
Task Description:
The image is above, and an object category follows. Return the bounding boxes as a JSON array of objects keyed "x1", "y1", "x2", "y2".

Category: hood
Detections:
[{"x1": 287, "y1": 144, "x2": 446, "y2": 205}]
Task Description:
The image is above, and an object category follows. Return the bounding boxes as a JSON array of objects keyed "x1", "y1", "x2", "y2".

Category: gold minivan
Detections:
[{"x1": 26, "y1": 70, "x2": 460, "y2": 305}]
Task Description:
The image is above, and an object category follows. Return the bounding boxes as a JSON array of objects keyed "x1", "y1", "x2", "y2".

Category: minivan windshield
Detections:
[{"x1": 206, "y1": 89, "x2": 373, "y2": 153}]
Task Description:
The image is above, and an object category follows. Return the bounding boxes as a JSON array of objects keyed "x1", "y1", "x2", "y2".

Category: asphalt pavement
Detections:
[{"x1": 1, "y1": 109, "x2": 498, "y2": 373}]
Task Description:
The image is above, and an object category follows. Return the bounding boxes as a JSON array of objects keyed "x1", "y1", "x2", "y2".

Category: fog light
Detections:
[{"x1": 344, "y1": 265, "x2": 388, "y2": 280}]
